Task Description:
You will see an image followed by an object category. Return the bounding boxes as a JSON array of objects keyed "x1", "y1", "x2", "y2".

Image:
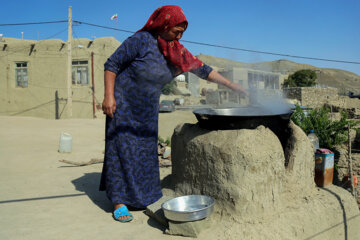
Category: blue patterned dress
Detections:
[{"x1": 99, "y1": 31, "x2": 212, "y2": 208}]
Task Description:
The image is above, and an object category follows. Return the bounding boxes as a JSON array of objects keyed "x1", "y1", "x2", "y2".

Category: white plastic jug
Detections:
[
  {"x1": 307, "y1": 130, "x2": 319, "y2": 152},
  {"x1": 59, "y1": 132, "x2": 72, "y2": 153}
]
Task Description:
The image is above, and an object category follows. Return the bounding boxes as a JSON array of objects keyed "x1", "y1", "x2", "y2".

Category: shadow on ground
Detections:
[
  {"x1": 71, "y1": 172, "x2": 113, "y2": 213},
  {"x1": 161, "y1": 174, "x2": 174, "y2": 191},
  {"x1": 147, "y1": 214, "x2": 167, "y2": 232},
  {"x1": 310, "y1": 187, "x2": 348, "y2": 240},
  {"x1": 71, "y1": 172, "x2": 174, "y2": 212}
]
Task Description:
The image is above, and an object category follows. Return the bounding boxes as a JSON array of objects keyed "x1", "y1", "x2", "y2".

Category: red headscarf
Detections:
[{"x1": 138, "y1": 5, "x2": 203, "y2": 73}]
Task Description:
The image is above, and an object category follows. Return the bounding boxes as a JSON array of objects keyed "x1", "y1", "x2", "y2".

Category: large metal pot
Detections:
[
  {"x1": 193, "y1": 106, "x2": 293, "y2": 130},
  {"x1": 193, "y1": 106, "x2": 293, "y2": 149}
]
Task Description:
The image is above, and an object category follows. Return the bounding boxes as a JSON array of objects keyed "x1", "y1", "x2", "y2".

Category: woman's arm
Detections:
[
  {"x1": 102, "y1": 70, "x2": 117, "y2": 118},
  {"x1": 190, "y1": 65, "x2": 247, "y2": 96},
  {"x1": 207, "y1": 70, "x2": 248, "y2": 95}
]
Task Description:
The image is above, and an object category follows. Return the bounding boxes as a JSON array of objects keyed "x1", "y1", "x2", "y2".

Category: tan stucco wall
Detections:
[{"x1": 0, "y1": 37, "x2": 120, "y2": 119}]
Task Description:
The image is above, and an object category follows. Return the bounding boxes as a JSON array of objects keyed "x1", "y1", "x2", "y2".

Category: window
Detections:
[
  {"x1": 248, "y1": 72, "x2": 254, "y2": 88},
  {"x1": 72, "y1": 60, "x2": 89, "y2": 85},
  {"x1": 248, "y1": 72, "x2": 259, "y2": 89},
  {"x1": 15, "y1": 62, "x2": 28, "y2": 87},
  {"x1": 264, "y1": 75, "x2": 280, "y2": 89}
]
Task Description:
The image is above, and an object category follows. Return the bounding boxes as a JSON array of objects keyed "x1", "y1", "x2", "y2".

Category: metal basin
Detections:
[{"x1": 161, "y1": 195, "x2": 215, "y2": 222}]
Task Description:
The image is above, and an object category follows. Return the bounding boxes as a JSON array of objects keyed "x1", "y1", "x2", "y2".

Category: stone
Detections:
[
  {"x1": 158, "y1": 142, "x2": 166, "y2": 155},
  {"x1": 175, "y1": 87, "x2": 191, "y2": 96},
  {"x1": 159, "y1": 158, "x2": 172, "y2": 168},
  {"x1": 162, "y1": 147, "x2": 171, "y2": 159},
  {"x1": 166, "y1": 217, "x2": 213, "y2": 238},
  {"x1": 145, "y1": 195, "x2": 173, "y2": 227},
  {"x1": 146, "y1": 194, "x2": 213, "y2": 238}
]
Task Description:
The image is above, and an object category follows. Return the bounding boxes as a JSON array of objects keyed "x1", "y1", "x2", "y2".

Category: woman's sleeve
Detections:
[
  {"x1": 104, "y1": 33, "x2": 143, "y2": 74},
  {"x1": 190, "y1": 64, "x2": 213, "y2": 80}
]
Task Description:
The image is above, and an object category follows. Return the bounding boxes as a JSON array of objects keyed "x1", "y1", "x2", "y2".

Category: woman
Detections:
[{"x1": 100, "y1": 5, "x2": 247, "y2": 222}]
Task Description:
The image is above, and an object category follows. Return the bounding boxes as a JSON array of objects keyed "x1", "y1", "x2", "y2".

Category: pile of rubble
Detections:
[{"x1": 158, "y1": 141, "x2": 171, "y2": 168}]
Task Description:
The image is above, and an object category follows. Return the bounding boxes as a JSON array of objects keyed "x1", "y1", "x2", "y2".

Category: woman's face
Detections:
[{"x1": 160, "y1": 22, "x2": 186, "y2": 41}]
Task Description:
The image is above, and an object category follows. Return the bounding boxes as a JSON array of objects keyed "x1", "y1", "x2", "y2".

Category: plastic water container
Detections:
[
  {"x1": 307, "y1": 130, "x2": 319, "y2": 152},
  {"x1": 59, "y1": 132, "x2": 72, "y2": 153}
]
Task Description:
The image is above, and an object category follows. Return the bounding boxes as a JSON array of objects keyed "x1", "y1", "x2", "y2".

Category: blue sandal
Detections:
[{"x1": 113, "y1": 205, "x2": 133, "y2": 222}]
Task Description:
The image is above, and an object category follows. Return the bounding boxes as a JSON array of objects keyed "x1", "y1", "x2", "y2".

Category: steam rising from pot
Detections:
[{"x1": 248, "y1": 89, "x2": 291, "y2": 115}]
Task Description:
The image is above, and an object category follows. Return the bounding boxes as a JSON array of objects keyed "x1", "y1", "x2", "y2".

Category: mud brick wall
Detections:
[{"x1": 284, "y1": 87, "x2": 338, "y2": 108}]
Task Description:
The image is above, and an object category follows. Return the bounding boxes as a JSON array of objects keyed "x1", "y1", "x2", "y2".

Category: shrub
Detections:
[
  {"x1": 162, "y1": 80, "x2": 175, "y2": 95},
  {"x1": 158, "y1": 136, "x2": 164, "y2": 143},
  {"x1": 291, "y1": 105, "x2": 360, "y2": 150},
  {"x1": 158, "y1": 136, "x2": 171, "y2": 145},
  {"x1": 165, "y1": 137, "x2": 171, "y2": 145}
]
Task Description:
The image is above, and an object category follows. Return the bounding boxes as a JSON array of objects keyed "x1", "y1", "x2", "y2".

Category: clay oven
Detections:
[{"x1": 171, "y1": 119, "x2": 315, "y2": 222}]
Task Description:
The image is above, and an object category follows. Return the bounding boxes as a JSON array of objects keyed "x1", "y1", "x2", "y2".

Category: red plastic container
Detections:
[{"x1": 314, "y1": 149, "x2": 334, "y2": 187}]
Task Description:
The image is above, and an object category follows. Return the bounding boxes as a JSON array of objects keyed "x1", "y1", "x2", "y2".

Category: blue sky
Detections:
[{"x1": 1, "y1": 0, "x2": 359, "y2": 75}]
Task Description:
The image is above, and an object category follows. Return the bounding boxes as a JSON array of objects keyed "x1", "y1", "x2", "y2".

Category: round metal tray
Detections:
[{"x1": 161, "y1": 195, "x2": 215, "y2": 222}]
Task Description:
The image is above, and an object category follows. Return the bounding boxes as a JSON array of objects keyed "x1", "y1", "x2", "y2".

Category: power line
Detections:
[
  {"x1": 44, "y1": 27, "x2": 68, "y2": 40},
  {"x1": 73, "y1": 20, "x2": 360, "y2": 65},
  {"x1": 73, "y1": 20, "x2": 134, "y2": 34},
  {"x1": 181, "y1": 40, "x2": 360, "y2": 65},
  {"x1": 0, "y1": 20, "x2": 67, "y2": 26},
  {"x1": 1, "y1": 19, "x2": 360, "y2": 65}
]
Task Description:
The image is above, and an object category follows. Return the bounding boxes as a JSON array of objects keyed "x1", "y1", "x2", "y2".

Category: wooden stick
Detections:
[
  {"x1": 348, "y1": 123, "x2": 355, "y2": 197},
  {"x1": 59, "y1": 158, "x2": 103, "y2": 166},
  {"x1": 59, "y1": 158, "x2": 172, "y2": 168}
]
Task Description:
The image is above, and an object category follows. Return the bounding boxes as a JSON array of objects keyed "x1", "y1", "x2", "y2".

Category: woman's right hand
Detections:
[
  {"x1": 228, "y1": 82, "x2": 248, "y2": 96},
  {"x1": 102, "y1": 95, "x2": 116, "y2": 118}
]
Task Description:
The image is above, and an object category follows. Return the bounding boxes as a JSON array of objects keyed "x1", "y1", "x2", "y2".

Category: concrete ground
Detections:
[{"x1": 0, "y1": 112, "x2": 198, "y2": 240}]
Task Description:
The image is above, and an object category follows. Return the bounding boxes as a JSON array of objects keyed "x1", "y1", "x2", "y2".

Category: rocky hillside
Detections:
[{"x1": 197, "y1": 54, "x2": 360, "y2": 94}]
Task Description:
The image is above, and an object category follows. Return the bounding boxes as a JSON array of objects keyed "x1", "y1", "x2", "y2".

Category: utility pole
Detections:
[
  {"x1": 67, "y1": 6, "x2": 73, "y2": 118},
  {"x1": 55, "y1": 90, "x2": 59, "y2": 120},
  {"x1": 91, "y1": 52, "x2": 96, "y2": 118}
]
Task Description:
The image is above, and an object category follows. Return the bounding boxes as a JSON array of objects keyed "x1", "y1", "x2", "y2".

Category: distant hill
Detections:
[{"x1": 197, "y1": 54, "x2": 360, "y2": 94}]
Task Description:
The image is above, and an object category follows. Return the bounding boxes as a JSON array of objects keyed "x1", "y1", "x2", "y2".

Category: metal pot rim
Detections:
[
  {"x1": 161, "y1": 195, "x2": 215, "y2": 213},
  {"x1": 193, "y1": 106, "x2": 293, "y2": 118}
]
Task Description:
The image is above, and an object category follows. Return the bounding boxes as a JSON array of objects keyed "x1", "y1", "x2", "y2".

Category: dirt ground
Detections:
[
  {"x1": 1, "y1": 111, "x2": 359, "y2": 240},
  {"x1": 0, "y1": 111, "x2": 201, "y2": 240}
]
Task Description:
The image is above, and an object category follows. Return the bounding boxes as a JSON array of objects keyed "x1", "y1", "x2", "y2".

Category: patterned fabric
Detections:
[
  {"x1": 138, "y1": 5, "x2": 203, "y2": 73},
  {"x1": 99, "y1": 31, "x2": 212, "y2": 208}
]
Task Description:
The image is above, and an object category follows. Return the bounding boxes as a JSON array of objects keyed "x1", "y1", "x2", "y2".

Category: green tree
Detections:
[{"x1": 283, "y1": 69, "x2": 317, "y2": 87}]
